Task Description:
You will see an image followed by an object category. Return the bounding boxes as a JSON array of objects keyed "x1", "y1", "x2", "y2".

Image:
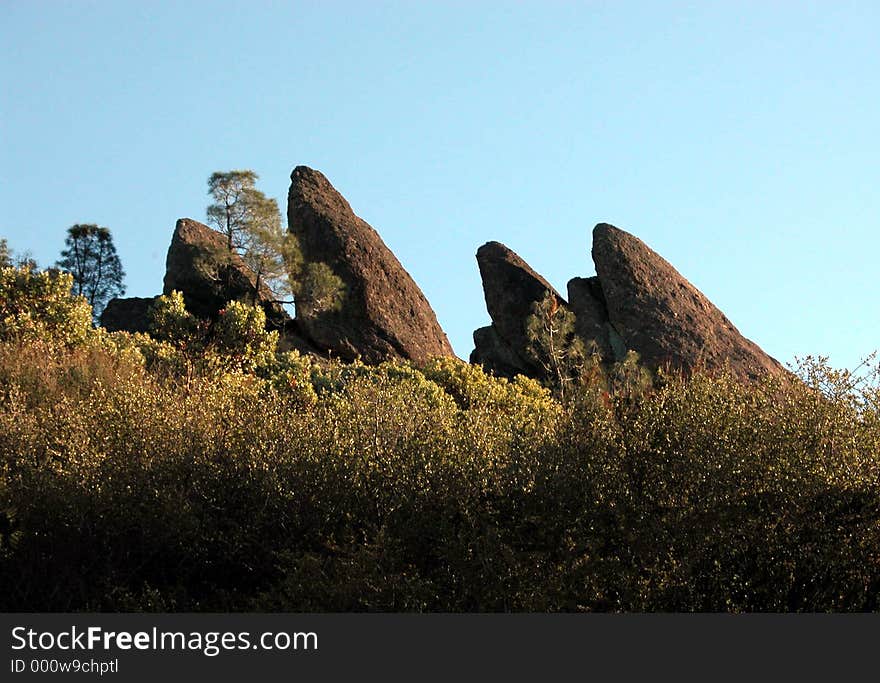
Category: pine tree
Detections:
[
  {"x1": 0, "y1": 238, "x2": 36, "y2": 270},
  {"x1": 525, "y1": 291, "x2": 587, "y2": 401},
  {"x1": 207, "y1": 170, "x2": 344, "y2": 316},
  {"x1": 56, "y1": 224, "x2": 125, "y2": 320},
  {"x1": 237, "y1": 189, "x2": 301, "y2": 305},
  {"x1": 206, "y1": 170, "x2": 259, "y2": 252}
]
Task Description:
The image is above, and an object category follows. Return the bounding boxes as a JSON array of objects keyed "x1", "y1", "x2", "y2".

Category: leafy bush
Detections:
[
  {"x1": 146, "y1": 291, "x2": 280, "y2": 379},
  {"x1": 0, "y1": 266, "x2": 94, "y2": 346},
  {"x1": 1, "y1": 264, "x2": 879, "y2": 611}
]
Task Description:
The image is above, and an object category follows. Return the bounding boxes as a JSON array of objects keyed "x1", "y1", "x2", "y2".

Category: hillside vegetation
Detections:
[{"x1": 1, "y1": 265, "x2": 879, "y2": 611}]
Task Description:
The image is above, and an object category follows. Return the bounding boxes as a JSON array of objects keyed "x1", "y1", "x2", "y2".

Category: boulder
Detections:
[
  {"x1": 591, "y1": 223, "x2": 784, "y2": 379},
  {"x1": 163, "y1": 218, "x2": 288, "y2": 327},
  {"x1": 471, "y1": 241, "x2": 568, "y2": 377},
  {"x1": 287, "y1": 166, "x2": 454, "y2": 363},
  {"x1": 100, "y1": 296, "x2": 158, "y2": 334}
]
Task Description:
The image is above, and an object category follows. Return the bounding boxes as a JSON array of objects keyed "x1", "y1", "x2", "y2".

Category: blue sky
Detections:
[{"x1": 2, "y1": 1, "x2": 878, "y2": 369}]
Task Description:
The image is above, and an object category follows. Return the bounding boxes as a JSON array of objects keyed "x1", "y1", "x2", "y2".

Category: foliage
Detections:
[
  {"x1": 148, "y1": 290, "x2": 203, "y2": 346},
  {"x1": 295, "y1": 262, "x2": 346, "y2": 315},
  {"x1": 238, "y1": 199, "x2": 300, "y2": 305},
  {"x1": 607, "y1": 349, "x2": 653, "y2": 398},
  {"x1": 55, "y1": 224, "x2": 126, "y2": 319},
  {"x1": 0, "y1": 238, "x2": 36, "y2": 270},
  {"x1": 207, "y1": 169, "x2": 344, "y2": 316},
  {"x1": 421, "y1": 355, "x2": 560, "y2": 439},
  {"x1": 207, "y1": 170, "x2": 260, "y2": 252},
  {"x1": 2, "y1": 272, "x2": 880, "y2": 612},
  {"x1": 525, "y1": 291, "x2": 589, "y2": 401},
  {"x1": 0, "y1": 266, "x2": 94, "y2": 346},
  {"x1": 267, "y1": 350, "x2": 319, "y2": 408},
  {"x1": 212, "y1": 301, "x2": 279, "y2": 372},
  {"x1": 147, "y1": 290, "x2": 279, "y2": 378}
]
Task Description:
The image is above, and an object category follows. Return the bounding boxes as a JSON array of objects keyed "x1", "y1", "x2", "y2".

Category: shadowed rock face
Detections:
[
  {"x1": 100, "y1": 296, "x2": 158, "y2": 334},
  {"x1": 471, "y1": 241, "x2": 568, "y2": 377},
  {"x1": 591, "y1": 223, "x2": 783, "y2": 379},
  {"x1": 472, "y1": 223, "x2": 784, "y2": 382},
  {"x1": 163, "y1": 218, "x2": 288, "y2": 327},
  {"x1": 469, "y1": 324, "x2": 531, "y2": 377},
  {"x1": 287, "y1": 166, "x2": 454, "y2": 364},
  {"x1": 566, "y1": 276, "x2": 614, "y2": 360}
]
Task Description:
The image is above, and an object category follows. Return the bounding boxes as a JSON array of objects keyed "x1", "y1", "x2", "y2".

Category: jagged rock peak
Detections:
[
  {"x1": 471, "y1": 241, "x2": 568, "y2": 377},
  {"x1": 591, "y1": 222, "x2": 784, "y2": 379},
  {"x1": 287, "y1": 166, "x2": 455, "y2": 364},
  {"x1": 163, "y1": 218, "x2": 288, "y2": 326}
]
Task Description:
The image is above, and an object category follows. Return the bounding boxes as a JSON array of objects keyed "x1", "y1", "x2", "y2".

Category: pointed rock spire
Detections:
[
  {"x1": 471, "y1": 241, "x2": 568, "y2": 377},
  {"x1": 591, "y1": 223, "x2": 783, "y2": 379},
  {"x1": 287, "y1": 166, "x2": 454, "y2": 363}
]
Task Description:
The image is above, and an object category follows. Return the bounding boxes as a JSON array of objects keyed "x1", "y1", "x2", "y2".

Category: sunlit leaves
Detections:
[{"x1": 1, "y1": 274, "x2": 879, "y2": 611}]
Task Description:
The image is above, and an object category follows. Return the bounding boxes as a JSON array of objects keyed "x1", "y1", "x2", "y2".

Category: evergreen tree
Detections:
[
  {"x1": 525, "y1": 292, "x2": 587, "y2": 401},
  {"x1": 295, "y1": 261, "x2": 345, "y2": 316},
  {"x1": 237, "y1": 189, "x2": 300, "y2": 305},
  {"x1": 207, "y1": 170, "x2": 344, "y2": 316},
  {"x1": 206, "y1": 170, "x2": 259, "y2": 252},
  {"x1": 0, "y1": 239, "x2": 9, "y2": 268},
  {"x1": 56, "y1": 224, "x2": 125, "y2": 319},
  {"x1": 0, "y1": 238, "x2": 36, "y2": 270}
]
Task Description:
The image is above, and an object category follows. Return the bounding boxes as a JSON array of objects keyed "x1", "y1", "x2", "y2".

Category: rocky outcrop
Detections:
[
  {"x1": 469, "y1": 325, "x2": 530, "y2": 377},
  {"x1": 470, "y1": 241, "x2": 568, "y2": 377},
  {"x1": 100, "y1": 169, "x2": 782, "y2": 381},
  {"x1": 591, "y1": 223, "x2": 783, "y2": 379},
  {"x1": 163, "y1": 218, "x2": 288, "y2": 327},
  {"x1": 472, "y1": 223, "x2": 783, "y2": 381},
  {"x1": 100, "y1": 296, "x2": 158, "y2": 334},
  {"x1": 566, "y1": 276, "x2": 615, "y2": 360},
  {"x1": 100, "y1": 175, "x2": 455, "y2": 366},
  {"x1": 287, "y1": 166, "x2": 454, "y2": 364}
]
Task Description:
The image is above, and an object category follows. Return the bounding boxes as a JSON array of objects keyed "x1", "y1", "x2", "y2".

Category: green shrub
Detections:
[
  {"x1": 0, "y1": 265, "x2": 94, "y2": 346},
  {"x1": 1, "y1": 276, "x2": 879, "y2": 611},
  {"x1": 147, "y1": 291, "x2": 279, "y2": 379}
]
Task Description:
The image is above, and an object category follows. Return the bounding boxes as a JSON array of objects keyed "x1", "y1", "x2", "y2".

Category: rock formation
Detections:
[
  {"x1": 472, "y1": 223, "x2": 783, "y2": 381},
  {"x1": 100, "y1": 296, "x2": 158, "y2": 334},
  {"x1": 101, "y1": 218, "x2": 290, "y2": 335},
  {"x1": 100, "y1": 174, "x2": 455, "y2": 366},
  {"x1": 100, "y1": 167, "x2": 780, "y2": 381},
  {"x1": 566, "y1": 276, "x2": 615, "y2": 360},
  {"x1": 287, "y1": 166, "x2": 454, "y2": 363},
  {"x1": 470, "y1": 325, "x2": 530, "y2": 378},
  {"x1": 591, "y1": 223, "x2": 783, "y2": 379},
  {"x1": 469, "y1": 241, "x2": 568, "y2": 377},
  {"x1": 163, "y1": 218, "x2": 288, "y2": 327}
]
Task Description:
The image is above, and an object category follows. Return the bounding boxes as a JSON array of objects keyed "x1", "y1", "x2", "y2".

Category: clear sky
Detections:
[{"x1": 2, "y1": 1, "x2": 878, "y2": 369}]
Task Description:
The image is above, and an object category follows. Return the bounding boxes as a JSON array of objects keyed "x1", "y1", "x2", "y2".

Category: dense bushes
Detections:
[{"x1": 1, "y1": 264, "x2": 879, "y2": 611}]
